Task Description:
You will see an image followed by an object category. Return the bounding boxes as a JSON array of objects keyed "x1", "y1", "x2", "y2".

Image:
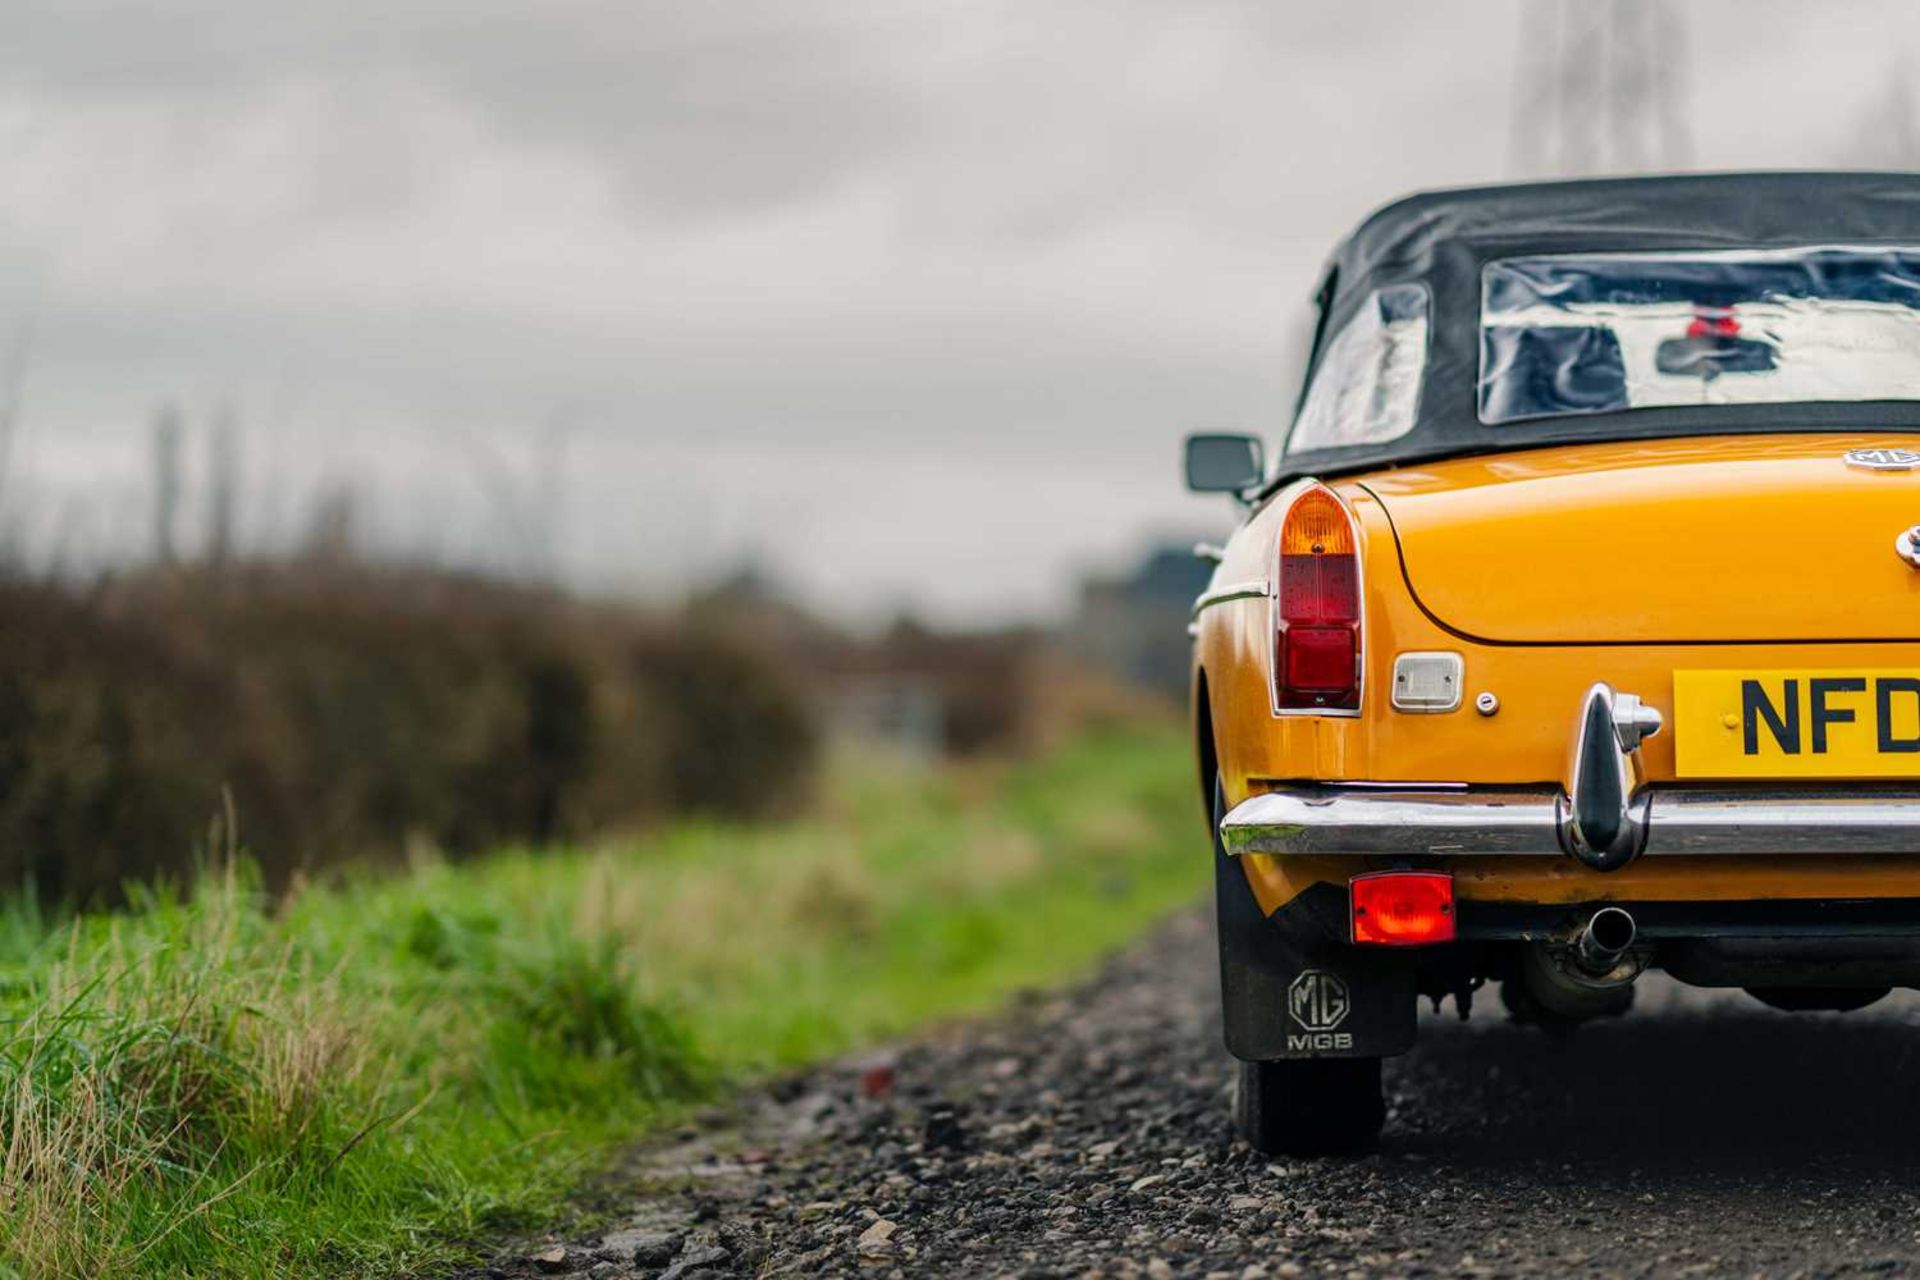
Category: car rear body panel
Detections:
[
  {"x1": 1191, "y1": 436, "x2": 1920, "y2": 918},
  {"x1": 1361, "y1": 432, "x2": 1920, "y2": 645}
]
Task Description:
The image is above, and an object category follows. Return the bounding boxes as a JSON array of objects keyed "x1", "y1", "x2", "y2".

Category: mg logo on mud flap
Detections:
[{"x1": 1287, "y1": 969, "x2": 1350, "y2": 1033}]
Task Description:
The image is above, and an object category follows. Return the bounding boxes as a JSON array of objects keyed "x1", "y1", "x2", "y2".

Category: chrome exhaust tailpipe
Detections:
[
  {"x1": 1507, "y1": 906, "x2": 1644, "y2": 1024},
  {"x1": 1575, "y1": 906, "x2": 1638, "y2": 975},
  {"x1": 1504, "y1": 907, "x2": 1645, "y2": 1025}
]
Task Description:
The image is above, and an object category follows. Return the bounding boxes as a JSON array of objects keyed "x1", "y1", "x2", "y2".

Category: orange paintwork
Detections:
[
  {"x1": 1365, "y1": 433, "x2": 1920, "y2": 643},
  {"x1": 1192, "y1": 432, "x2": 1920, "y2": 916}
]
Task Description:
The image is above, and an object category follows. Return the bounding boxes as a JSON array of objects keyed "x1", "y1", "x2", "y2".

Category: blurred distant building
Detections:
[
  {"x1": 689, "y1": 565, "x2": 1040, "y2": 759},
  {"x1": 1064, "y1": 543, "x2": 1212, "y2": 699},
  {"x1": 829, "y1": 674, "x2": 947, "y2": 761}
]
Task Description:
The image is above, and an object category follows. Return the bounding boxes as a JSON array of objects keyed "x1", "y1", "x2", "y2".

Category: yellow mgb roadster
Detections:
[{"x1": 1187, "y1": 173, "x2": 1920, "y2": 1153}]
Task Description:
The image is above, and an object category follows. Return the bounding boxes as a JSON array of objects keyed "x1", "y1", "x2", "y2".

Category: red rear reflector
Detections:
[{"x1": 1350, "y1": 871, "x2": 1455, "y2": 947}]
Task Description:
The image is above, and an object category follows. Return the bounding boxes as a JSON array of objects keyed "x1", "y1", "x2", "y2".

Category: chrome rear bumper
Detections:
[{"x1": 1220, "y1": 785, "x2": 1920, "y2": 860}]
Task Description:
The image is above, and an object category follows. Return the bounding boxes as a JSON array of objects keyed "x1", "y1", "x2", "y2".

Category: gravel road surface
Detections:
[{"x1": 461, "y1": 907, "x2": 1920, "y2": 1279}]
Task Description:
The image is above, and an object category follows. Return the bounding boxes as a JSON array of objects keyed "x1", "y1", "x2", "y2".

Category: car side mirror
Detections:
[{"x1": 1184, "y1": 433, "x2": 1265, "y2": 495}]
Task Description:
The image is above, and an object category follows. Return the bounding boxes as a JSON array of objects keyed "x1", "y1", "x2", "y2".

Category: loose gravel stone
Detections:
[
  {"x1": 528, "y1": 1245, "x2": 570, "y2": 1274},
  {"x1": 594, "y1": 1228, "x2": 682, "y2": 1267},
  {"x1": 453, "y1": 908, "x2": 1920, "y2": 1279},
  {"x1": 656, "y1": 1243, "x2": 730, "y2": 1280}
]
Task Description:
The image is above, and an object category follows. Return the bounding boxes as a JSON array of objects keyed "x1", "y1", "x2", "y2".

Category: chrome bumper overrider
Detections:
[
  {"x1": 1221, "y1": 681, "x2": 1920, "y2": 867},
  {"x1": 1219, "y1": 784, "x2": 1920, "y2": 860}
]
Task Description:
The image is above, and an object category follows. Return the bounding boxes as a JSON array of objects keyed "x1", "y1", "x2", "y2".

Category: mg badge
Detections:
[
  {"x1": 1845, "y1": 447, "x2": 1920, "y2": 471},
  {"x1": 1287, "y1": 969, "x2": 1351, "y2": 1032}
]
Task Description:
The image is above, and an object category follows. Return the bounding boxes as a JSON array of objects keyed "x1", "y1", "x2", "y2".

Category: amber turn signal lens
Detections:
[
  {"x1": 1278, "y1": 486, "x2": 1356, "y2": 557},
  {"x1": 1350, "y1": 871, "x2": 1455, "y2": 947}
]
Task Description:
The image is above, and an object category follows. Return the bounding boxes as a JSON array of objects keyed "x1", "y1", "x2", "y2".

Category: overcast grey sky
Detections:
[{"x1": 0, "y1": 0, "x2": 1915, "y2": 622}]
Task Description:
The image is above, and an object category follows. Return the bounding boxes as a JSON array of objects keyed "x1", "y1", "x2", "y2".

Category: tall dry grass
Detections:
[{"x1": 0, "y1": 854, "x2": 710, "y2": 1278}]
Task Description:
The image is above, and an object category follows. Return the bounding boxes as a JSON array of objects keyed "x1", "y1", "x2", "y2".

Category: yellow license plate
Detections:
[{"x1": 1674, "y1": 668, "x2": 1920, "y2": 778}]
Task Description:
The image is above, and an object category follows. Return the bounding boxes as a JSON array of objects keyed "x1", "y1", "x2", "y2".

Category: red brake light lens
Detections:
[
  {"x1": 1275, "y1": 485, "x2": 1361, "y2": 710},
  {"x1": 1350, "y1": 871, "x2": 1455, "y2": 947},
  {"x1": 1686, "y1": 306, "x2": 1740, "y2": 339}
]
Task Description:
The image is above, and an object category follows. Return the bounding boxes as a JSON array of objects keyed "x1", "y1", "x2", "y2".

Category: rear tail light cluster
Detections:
[
  {"x1": 1350, "y1": 871, "x2": 1455, "y2": 946},
  {"x1": 1274, "y1": 483, "x2": 1362, "y2": 711}
]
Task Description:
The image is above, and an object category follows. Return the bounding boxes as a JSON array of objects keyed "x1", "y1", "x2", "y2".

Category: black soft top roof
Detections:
[{"x1": 1280, "y1": 172, "x2": 1920, "y2": 484}]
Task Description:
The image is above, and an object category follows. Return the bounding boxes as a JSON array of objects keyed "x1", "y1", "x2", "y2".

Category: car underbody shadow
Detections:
[{"x1": 1383, "y1": 977, "x2": 1920, "y2": 1184}]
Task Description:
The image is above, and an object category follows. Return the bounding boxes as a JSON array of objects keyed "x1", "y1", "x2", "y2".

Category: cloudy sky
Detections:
[{"x1": 0, "y1": 0, "x2": 1915, "y2": 622}]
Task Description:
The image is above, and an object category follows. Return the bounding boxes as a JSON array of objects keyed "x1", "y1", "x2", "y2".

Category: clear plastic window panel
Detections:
[
  {"x1": 1287, "y1": 283, "x2": 1430, "y2": 453},
  {"x1": 1480, "y1": 246, "x2": 1920, "y2": 425}
]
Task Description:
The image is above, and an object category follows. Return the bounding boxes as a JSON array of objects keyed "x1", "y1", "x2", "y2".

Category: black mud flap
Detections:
[{"x1": 1215, "y1": 834, "x2": 1416, "y2": 1062}]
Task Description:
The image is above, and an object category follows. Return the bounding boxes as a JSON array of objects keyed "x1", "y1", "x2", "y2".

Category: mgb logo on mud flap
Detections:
[{"x1": 1286, "y1": 970, "x2": 1353, "y2": 1050}]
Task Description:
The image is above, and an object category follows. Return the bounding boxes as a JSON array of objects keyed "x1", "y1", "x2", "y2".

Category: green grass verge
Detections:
[{"x1": 0, "y1": 727, "x2": 1203, "y2": 1278}]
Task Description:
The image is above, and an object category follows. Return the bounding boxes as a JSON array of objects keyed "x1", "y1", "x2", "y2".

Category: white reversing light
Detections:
[{"x1": 1390, "y1": 652, "x2": 1463, "y2": 713}]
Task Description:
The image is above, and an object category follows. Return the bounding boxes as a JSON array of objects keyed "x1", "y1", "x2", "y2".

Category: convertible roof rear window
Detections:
[
  {"x1": 1286, "y1": 283, "x2": 1429, "y2": 454},
  {"x1": 1479, "y1": 246, "x2": 1920, "y2": 425}
]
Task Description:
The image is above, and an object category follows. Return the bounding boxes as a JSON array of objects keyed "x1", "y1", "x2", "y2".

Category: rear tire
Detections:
[{"x1": 1232, "y1": 1056, "x2": 1384, "y2": 1155}]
